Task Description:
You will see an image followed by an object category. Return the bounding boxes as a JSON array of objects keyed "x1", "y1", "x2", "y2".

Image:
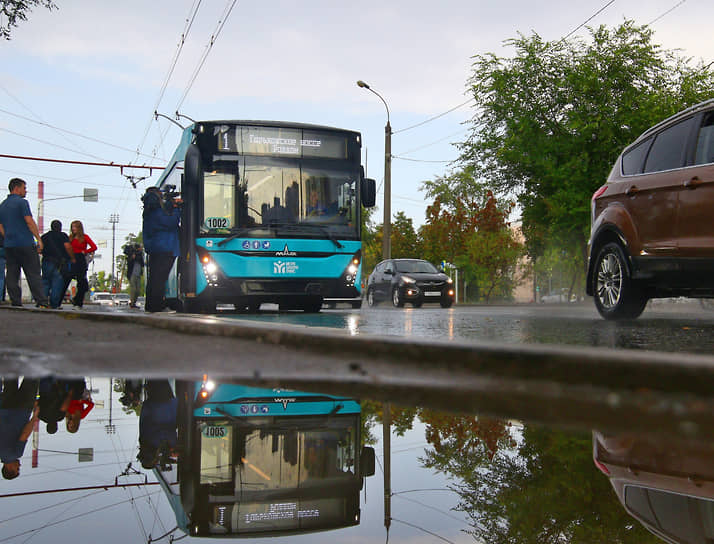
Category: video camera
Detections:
[
  {"x1": 161, "y1": 184, "x2": 181, "y2": 199},
  {"x1": 123, "y1": 242, "x2": 142, "y2": 258}
]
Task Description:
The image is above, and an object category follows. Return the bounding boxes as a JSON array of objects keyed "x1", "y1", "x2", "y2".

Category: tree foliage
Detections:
[
  {"x1": 460, "y1": 21, "x2": 714, "y2": 257},
  {"x1": 0, "y1": 0, "x2": 57, "y2": 40},
  {"x1": 423, "y1": 422, "x2": 659, "y2": 544}
]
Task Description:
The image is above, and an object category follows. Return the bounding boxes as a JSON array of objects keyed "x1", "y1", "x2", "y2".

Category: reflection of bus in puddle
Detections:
[
  {"x1": 593, "y1": 430, "x2": 714, "y2": 543},
  {"x1": 156, "y1": 380, "x2": 375, "y2": 538}
]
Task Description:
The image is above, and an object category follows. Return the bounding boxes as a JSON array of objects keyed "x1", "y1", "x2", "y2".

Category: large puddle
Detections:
[{"x1": 1, "y1": 376, "x2": 691, "y2": 543}]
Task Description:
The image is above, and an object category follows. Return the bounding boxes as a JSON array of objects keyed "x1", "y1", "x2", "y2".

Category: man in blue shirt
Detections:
[
  {"x1": 0, "y1": 178, "x2": 49, "y2": 307},
  {"x1": 0, "y1": 378, "x2": 40, "y2": 480}
]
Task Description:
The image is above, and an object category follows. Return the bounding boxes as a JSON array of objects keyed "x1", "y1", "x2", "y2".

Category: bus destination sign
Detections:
[{"x1": 214, "y1": 125, "x2": 348, "y2": 159}]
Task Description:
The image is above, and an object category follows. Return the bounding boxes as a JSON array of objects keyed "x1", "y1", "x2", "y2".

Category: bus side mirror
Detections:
[
  {"x1": 361, "y1": 178, "x2": 376, "y2": 208},
  {"x1": 360, "y1": 446, "x2": 376, "y2": 477},
  {"x1": 185, "y1": 144, "x2": 203, "y2": 187}
]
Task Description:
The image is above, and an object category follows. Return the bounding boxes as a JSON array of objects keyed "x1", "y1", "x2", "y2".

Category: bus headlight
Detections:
[
  {"x1": 205, "y1": 262, "x2": 217, "y2": 274},
  {"x1": 342, "y1": 251, "x2": 361, "y2": 287}
]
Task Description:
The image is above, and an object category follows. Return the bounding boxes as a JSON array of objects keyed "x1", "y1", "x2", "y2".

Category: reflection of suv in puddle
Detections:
[{"x1": 587, "y1": 99, "x2": 714, "y2": 319}]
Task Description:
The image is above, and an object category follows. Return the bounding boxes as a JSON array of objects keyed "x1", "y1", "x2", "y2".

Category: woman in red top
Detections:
[
  {"x1": 67, "y1": 220, "x2": 97, "y2": 308},
  {"x1": 65, "y1": 397, "x2": 94, "y2": 433}
]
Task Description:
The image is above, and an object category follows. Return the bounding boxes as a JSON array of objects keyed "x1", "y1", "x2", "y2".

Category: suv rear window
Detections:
[
  {"x1": 621, "y1": 138, "x2": 651, "y2": 175},
  {"x1": 695, "y1": 111, "x2": 714, "y2": 165},
  {"x1": 643, "y1": 117, "x2": 695, "y2": 173}
]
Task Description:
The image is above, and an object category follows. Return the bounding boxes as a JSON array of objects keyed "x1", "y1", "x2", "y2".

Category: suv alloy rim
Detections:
[{"x1": 596, "y1": 252, "x2": 622, "y2": 309}]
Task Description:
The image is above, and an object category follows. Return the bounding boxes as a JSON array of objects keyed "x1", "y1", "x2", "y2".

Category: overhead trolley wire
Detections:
[
  {"x1": 134, "y1": 0, "x2": 204, "y2": 161},
  {"x1": 648, "y1": 0, "x2": 687, "y2": 25},
  {"x1": 175, "y1": 0, "x2": 239, "y2": 111},
  {"x1": 563, "y1": 0, "x2": 617, "y2": 40}
]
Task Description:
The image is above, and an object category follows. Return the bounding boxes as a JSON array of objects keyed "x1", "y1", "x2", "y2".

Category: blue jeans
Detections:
[
  {"x1": 41, "y1": 259, "x2": 66, "y2": 308},
  {"x1": 0, "y1": 248, "x2": 5, "y2": 301}
]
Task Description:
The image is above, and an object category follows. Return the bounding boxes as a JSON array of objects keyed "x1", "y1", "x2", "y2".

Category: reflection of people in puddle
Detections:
[
  {"x1": 38, "y1": 378, "x2": 87, "y2": 434},
  {"x1": 138, "y1": 380, "x2": 177, "y2": 469},
  {"x1": 0, "y1": 378, "x2": 39, "y2": 480},
  {"x1": 65, "y1": 384, "x2": 94, "y2": 434}
]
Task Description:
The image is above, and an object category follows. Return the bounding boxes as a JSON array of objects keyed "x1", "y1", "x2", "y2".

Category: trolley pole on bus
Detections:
[{"x1": 357, "y1": 80, "x2": 392, "y2": 260}]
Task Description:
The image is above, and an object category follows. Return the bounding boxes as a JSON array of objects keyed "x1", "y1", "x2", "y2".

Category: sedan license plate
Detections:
[{"x1": 424, "y1": 291, "x2": 441, "y2": 297}]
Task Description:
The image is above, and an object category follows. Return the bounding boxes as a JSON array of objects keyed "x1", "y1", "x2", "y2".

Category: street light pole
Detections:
[{"x1": 357, "y1": 80, "x2": 392, "y2": 260}]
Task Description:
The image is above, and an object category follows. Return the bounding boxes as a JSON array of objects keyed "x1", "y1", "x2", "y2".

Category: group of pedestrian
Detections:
[
  {"x1": 0, "y1": 178, "x2": 97, "y2": 308},
  {"x1": 0, "y1": 376, "x2": 93, "y2": 480},
  {"x1": 0, "y1": 177, "x2": 179, "y2": 312}
]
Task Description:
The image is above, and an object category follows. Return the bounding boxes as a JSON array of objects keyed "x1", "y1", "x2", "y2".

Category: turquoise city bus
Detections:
[
  {"x1": 154, "y1": 380, "x2": 375, "y2": 538},
  {"x1": 153, "y1": 120, "x2": 376, "y2": 313}
]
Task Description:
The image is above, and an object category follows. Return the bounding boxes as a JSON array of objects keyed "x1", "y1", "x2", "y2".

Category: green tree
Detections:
[
  {"x1": 461, "y1": 21, "x2": 714, "y2": 264},
  {"x1": 88, "y1": 270, "x2": 115, "y2": 293},
  {"x1": 390, "y1": 211, "x2": 421, "y2": 259},
  {"x1": 1, "y1": 0, "x2": 57, "y2": 39}
]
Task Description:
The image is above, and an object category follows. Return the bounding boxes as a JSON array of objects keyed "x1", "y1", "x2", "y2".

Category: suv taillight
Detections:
[
  {"x1": 591, "y1": 185, "x2": 608, "y2": 225},
  {"x1": 591, "y1": 185, "x2": 608, "y2": 201}
]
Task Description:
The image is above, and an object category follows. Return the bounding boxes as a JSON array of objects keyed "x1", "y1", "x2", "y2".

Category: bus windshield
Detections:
[
  {"x1": 201, "y1": 157, "x2": 360, "y2": 239},
  {"x1": 198, "y1": 417, "x2": 357, "y2": 493}
]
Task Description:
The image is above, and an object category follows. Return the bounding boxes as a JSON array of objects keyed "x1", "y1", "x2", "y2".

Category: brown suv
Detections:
[{"x1": 587, "y1": 99, "x2": 714, "y2": 319}]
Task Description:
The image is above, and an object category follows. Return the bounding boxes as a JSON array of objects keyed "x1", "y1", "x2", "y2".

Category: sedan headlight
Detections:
[
  {"x1": 447, "y1": 277, "x2": 453, "y2": 284},
  {"x1": 400, "y1": 276, "x2": 416, "y2": 284}
]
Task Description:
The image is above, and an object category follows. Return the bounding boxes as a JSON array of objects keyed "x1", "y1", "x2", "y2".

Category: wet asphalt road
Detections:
[{"x1": 222, "y1": 299, "x2": 714, "y2": 355}]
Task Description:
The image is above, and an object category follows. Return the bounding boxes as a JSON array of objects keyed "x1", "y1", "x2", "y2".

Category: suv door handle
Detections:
[
  {"x1": 625, "y1": 185, "x2": 639, "y2": 196},
  {"x1": 684, "y1": 176, "x2": 703, "y2": 189}
]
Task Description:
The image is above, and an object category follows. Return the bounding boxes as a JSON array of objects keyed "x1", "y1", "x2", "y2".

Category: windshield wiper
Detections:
[{"x1": 271, "y1": 222, "x2": 344, "y2": 249}]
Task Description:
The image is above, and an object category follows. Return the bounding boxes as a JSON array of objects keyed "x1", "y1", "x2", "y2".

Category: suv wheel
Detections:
[
  {"x1": 593, "y1": 242, "x2": 647, "y2": 320},
  {"x1": 392, "y1": 287, "x2": 404, "y2": 308}
]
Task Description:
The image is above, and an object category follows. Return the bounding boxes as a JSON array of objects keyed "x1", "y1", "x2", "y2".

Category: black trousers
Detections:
[{"x1": 146, "y1": 253, "x2": 176, "y2": 312}]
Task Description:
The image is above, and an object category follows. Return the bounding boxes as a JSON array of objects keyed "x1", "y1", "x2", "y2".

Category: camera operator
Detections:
[
  {"x1": 124, "y1": 242, "x2": 144, "y2": 309},
  {"x1": 142, "y1": 186, "x2": 181, "y2": 313}
]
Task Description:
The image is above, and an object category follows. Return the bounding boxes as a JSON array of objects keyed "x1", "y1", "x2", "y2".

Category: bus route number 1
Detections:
[{"x1": 205, "y1": 217, "x2": 230, "y2": 229}]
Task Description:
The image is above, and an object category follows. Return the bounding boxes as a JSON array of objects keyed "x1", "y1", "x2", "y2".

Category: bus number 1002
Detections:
[{"x1": 205, "y1": 217, "x2": 229, "y2": 229}]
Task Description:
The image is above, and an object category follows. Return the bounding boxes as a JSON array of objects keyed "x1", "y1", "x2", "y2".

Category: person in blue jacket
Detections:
[
  {"x1": 137, "y1": 380, "x2": 177, "y2": 470},
  {"x1": 142, "y1": 187, "x2": 180, "y2": 313}
]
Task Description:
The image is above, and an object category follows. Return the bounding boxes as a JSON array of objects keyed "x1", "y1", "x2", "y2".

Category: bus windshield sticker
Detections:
[
  {"x1": 202, "y1": 425, "x2": 228, "y2": 438},
  {"x1": 205, "y1": 217, "x2": 231, "y2": 230}
]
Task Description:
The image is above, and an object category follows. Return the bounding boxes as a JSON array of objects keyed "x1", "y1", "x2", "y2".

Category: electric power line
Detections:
[
  {"x1": 0, "y1": 107, "x2": 158, "y2": 161},
  {"x1": 392, "y1": 156, "x2": 452, "y2": 164},
  {"x1": 0, "y1": 491, "x2": 162, "y2": 543},
  {"x1": 563, "y1": 0, "x2": 617, "y2": 40},
  {"x1": 393, "y1": 99, "x2": 474, "y2": 135}
]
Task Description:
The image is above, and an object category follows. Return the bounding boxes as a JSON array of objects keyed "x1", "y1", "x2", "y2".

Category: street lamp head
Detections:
[{"x1": 356, "y1": 80, "x2": 370, "y2": 89}]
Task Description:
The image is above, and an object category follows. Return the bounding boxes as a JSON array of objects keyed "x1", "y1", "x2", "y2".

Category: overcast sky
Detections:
[{"x1": 0, "y1": 0, "x2": 710, "y2": 275}]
